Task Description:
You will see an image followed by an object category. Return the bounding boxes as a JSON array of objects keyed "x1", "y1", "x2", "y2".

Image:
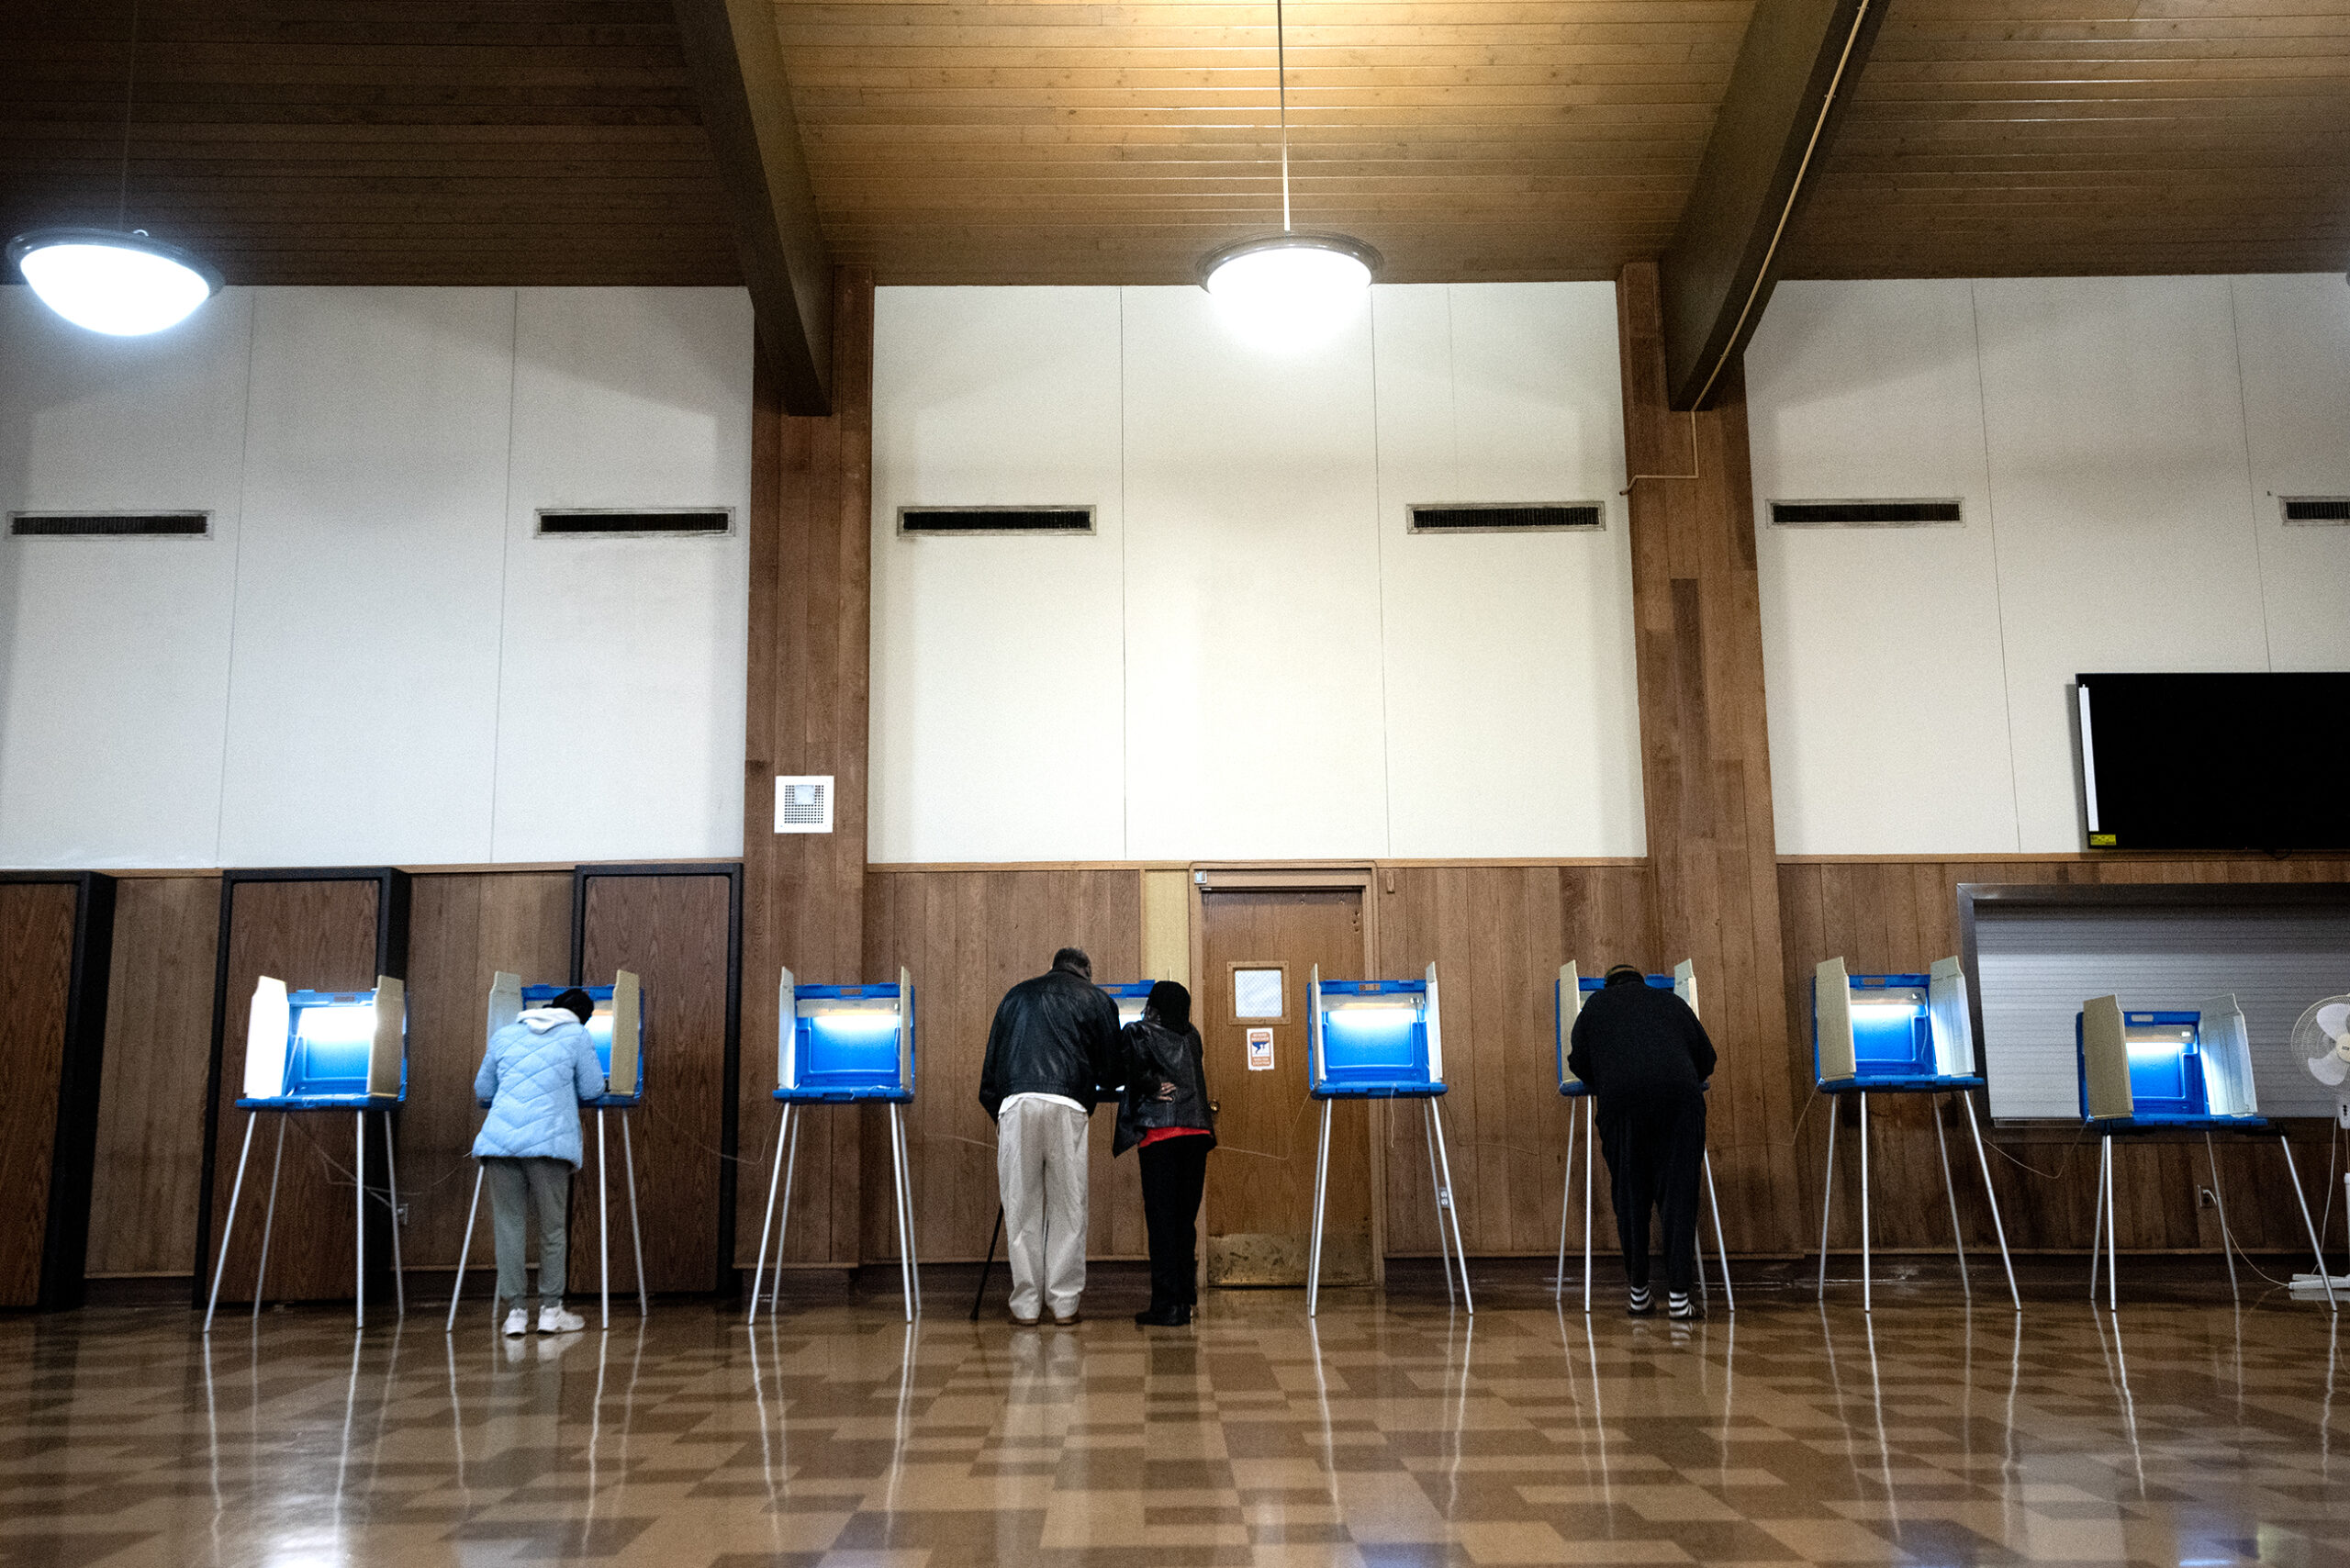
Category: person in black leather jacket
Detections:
[
  {"x1": 1113, "y1": 980, "x2": 1215, "y2": 1327},
  {"x1": 979, "y1": 948, "x2": 1125, "y2": 1326},
  {"x1": 1566, "y1": 964, "x2": 1717, "y2": 1320}
]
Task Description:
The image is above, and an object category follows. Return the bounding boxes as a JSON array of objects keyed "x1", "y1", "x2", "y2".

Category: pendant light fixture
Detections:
[
  {"x1": 8, "y1": 0, "x2": 220, "y2": 336},
  {"x1": 1198, "y1": 0, "x2": 1380, "y2": 332}
]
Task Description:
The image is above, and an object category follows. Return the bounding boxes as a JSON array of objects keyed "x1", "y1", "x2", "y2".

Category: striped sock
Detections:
[
  {"x1": 1628, "y1": 1285, "x2": 1652, "y2": 1315},
  {"x1": 1667, "y1": 1291, "x2": 1695, "y2": 1319}
]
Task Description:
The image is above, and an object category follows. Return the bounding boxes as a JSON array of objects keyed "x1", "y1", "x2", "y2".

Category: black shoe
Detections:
[{"x1": 1135, "y1": 1304, "x2": 1188, "y2": 1327}]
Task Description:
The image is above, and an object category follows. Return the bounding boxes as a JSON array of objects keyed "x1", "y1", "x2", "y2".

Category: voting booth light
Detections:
[{"x1": 1812, "y1": 957, "x2": 1979, "y2": 1092}]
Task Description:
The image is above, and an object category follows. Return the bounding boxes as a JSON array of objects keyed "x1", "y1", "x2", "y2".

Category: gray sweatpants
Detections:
[
  {"x1": 485, "y1": 1156, "x2": 571, "y2": 1310},
  {"x1": 996, "y1": 1098, "x2": 1090, "y2": 1320}
]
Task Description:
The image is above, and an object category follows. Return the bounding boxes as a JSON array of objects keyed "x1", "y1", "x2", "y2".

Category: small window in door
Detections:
[{"x1": 1232, "y1": 966, "x2": 1286, "y2": 1021}]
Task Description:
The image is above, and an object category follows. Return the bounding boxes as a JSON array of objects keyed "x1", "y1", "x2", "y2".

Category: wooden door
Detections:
[{"x1": 1200, "y1": 889, "x2": 1373, "y2": 1286}]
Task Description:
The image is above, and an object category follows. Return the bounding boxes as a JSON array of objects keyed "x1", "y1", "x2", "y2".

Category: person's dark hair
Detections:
[
  {"x1": 1145, "y1": 980, "x2": 1192, "y2": 1033},
  {"x1": 1603, "y1": 964, "x2": 1647, "y2": 987},
  {"x1": 1052, "y1": 946, "x2": 1092, "y2": 980},
  {"x1": 552, "y1": 987, "x2": 597, "y2": 1025}
]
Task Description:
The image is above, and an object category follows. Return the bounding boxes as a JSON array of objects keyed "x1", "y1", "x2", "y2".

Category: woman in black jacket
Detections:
[{"x1": 1114, "y1": 980, "x2": 1215, "y2": 1326}]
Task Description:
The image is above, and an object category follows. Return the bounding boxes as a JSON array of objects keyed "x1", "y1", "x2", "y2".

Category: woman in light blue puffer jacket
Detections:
[{"x1": 474, "y1": 987, "x2": 606, "y2": 1335}]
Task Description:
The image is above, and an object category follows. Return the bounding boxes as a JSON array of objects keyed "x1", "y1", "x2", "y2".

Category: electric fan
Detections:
[{"x1": 2288, "y1": 996, "x2": 2350, "y2": 1298}]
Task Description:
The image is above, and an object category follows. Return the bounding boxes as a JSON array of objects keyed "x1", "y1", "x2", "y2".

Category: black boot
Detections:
[{"x1": 1135, "y1": 1302, "x2": 1188, "y2": 1327}]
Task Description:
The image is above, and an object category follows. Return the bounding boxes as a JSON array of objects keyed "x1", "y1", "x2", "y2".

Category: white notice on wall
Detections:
[{"x1": 1247, "y1": 1028, "x2": 1274, "y2": 1070}]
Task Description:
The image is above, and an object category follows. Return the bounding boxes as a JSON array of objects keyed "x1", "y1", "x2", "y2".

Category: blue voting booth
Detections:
[
  {"x1": 447, "y1": 971, "x2": 648, "y2": 1332},
  {"x1": 1303, "y1": 964, "x2": 1470, "y2": 1314},
  {"x1": 1550, "y1": 961, "x2": 1734, "y2": 1313},
  {"x1": 1810, "y1": 957, "x2": 2016, "y2": 1311},
  {"x1": 1102, "y1": 980, "x2": 1154, "y2": 1029},
  {"x1": 752, "y1": 967, "x2": 922, "y2": 1322},
  {"x1": 207, "y1": 976, "x2": 408, "y2": 1332},
  {"x1": 2076, "y1": 992, "x2": 2333, "y2": 1308}
]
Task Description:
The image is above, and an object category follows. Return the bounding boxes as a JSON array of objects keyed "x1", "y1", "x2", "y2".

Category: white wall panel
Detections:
[
  {"x1": 493, "y1": 287, "x2": 753, "y2": 862},
  {"x1": 1373, "y1": 283, "x2": 1643, "y2": 857},
  {"x1": 0, "y1": 288, "x2": 252, "y2": 867},
  {"x1": 869, "y1": 287, "x2": 1126, "y2": 862},
  {"x1": 2231, "y1": 274, "x2": 2350, "y2": 671},
  {"x1": 1747, "y1": 280, "x2": 2019, "y2": 854},
  {"x1": 1119, "y1": 287, "x2": 1390, "y2": 860},
  {"x1": 1972, "y1": 277, "x2": 2271, "y2": 851},
  {"x1": 216, "y1": 288, "x2": 515, "y2": 866}
]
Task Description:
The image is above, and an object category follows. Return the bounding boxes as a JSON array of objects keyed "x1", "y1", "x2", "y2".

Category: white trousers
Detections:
[{"x1": 997, "y1": 1098, "x2": 1090, "y2": 1320}]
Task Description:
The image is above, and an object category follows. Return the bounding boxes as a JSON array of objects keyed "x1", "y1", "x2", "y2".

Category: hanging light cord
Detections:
[
  {"x1": 1278, "y1": 0, "x2": 1297, "y2": 232},
  {"x1": 116, "y1": 0, "x2": 140, "y2": 230}
]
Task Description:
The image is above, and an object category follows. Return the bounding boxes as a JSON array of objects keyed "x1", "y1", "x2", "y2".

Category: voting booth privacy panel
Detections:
[
  {"x1": 753, "y1": 966, "x2": 922, "y2": 1322},
  {"x1": 0, "y1": 872, "x2": 116, "y2": 1312}
]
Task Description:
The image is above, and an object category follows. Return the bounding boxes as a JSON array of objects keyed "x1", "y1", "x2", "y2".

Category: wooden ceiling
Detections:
[
  {"x1": 1, "y1": 0, "x2": 2344, "y2": 288},
  {"x1": 0, "y1": 2, "x2": 740, "y2": 286}
]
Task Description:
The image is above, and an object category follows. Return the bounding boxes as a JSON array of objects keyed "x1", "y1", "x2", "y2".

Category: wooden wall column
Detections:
[
  {"x1": 740, "y1": 267, "x2": 876, "y2": 1276},
  {"x1": 1617, "y1": 261, "x2": 1805, "y2": 1255},
  {"x1": 0, "y1": 873, "x2": 117, "y2": 1309}
]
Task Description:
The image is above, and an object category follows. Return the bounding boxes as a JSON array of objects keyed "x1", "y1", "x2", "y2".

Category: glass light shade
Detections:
[
  {"x1": 8, "y1": 228, "x2": 221, "y2": 336},
  {"x1": 1199, "y1": 233, "x2": 1381, "y2": 345}
]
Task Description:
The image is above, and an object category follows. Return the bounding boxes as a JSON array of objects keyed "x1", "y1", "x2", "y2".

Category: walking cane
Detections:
[{"x1": 968, "y1": 1205, "x2": 1003, "y2": 1321}]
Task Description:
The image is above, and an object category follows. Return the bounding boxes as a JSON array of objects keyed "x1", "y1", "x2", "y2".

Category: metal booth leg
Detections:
[
  {"x1": 1817, "y1": 1097, "x2": 1839, "y2": 1303},
  {"x1": 1306, "y1": 1100, "x2": 1333, "y2": 1317},
  {"x1": 1422, "y1": 1101, "x2": 1453, "y2": 1308},
  {"x1": 382, "y1": 1111, "x2": 405, "y2": 1319},
  {"x1": 1554, "y1": 1099, "x2": 1577, "y2": 1304},
  {"x1": 1932, "y1": 1095, "x2": 1970, "y2": 1302},
  {"x1": 1959, "y1": 1093, "x2": 2020, "y2": 1310},
  {"x1": 448, "y1": 1162, "x2": 486, "y2": 1333},
  {"x1": 749, "y1": 1104, "x2": 791, "y2": 1327},
  {"x1": 204, "y1": 1113, "x2": 260, "y2": 1335},
  {"x1": 2090, "y1": 1132, "x2": 2109, "y2": 1305},
  {"x1": 253, "y1": 1114, "x2": 287, "y2": 1321},
  {"x1": 1702, "y1": 1150, "x2": 1733, "y2": 1311},
  {"x1": 1858, "y1": 1092, "x2": 1873, "y2": 1315},
  {"x1": 2279, "y1": 1136, "x2": 2338, "y2": 1310},
  {"x1": 769, "y1": 1107, "x2": 803, "y2": 1316},
  {"x1": 2104, "y1": 1132, "x2": 2120, "y2": 1313},
  {"x1": 1582, "y1": 1097, "x2": 1595, "y2": 1315},
  {"x1": 598, "y1": 1109, "x2": 611, "y2": 1330},
  {"x1": 898, "y1": 1106, "x2": 922, "y2": 1313},
  {"x1": 355, "y1": 1111, "x2": 367, "y2": 1331},
  {"x1": 1429, "y1": 1098, "x2": 1472, "y2": 1314},
  {"x1": 888, "y1": 1103, "x2": 916, "y2": 1323},
  {"x1": 2203, "y1": 1131, "x2": 2237, "y2": 1306},
  {"x1": 621, "y1": 1114, "x2": 649, "y2": 1318}
]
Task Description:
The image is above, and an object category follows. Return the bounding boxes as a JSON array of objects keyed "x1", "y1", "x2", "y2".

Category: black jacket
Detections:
[
  {"x1": 1566, "y1": 980, "x2": 1717, "y2": 1101},
  {"x1": 977, "y1": 965, "x2": 1125, "y2": 1121},
  {"x1": 1113, "y1": 1017, "x2": 1215, "y2": 1157}
]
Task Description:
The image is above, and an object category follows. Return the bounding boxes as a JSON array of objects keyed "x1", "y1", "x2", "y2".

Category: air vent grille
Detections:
[
  {"x1": 899, "y1": 507, "x2": 1094, "y2": 535},
  {"x1": 1408, "y1": 503, "x2": 1603, "y2": 533},
  {"x1": 774, "y1": 775, "x2": 834, "y2": 834},
  {"x1": 1769, "y1": 499, "x2": 1964, "y2": 527},
  {"x1": 2282, "y1": 498, "x2": 2350, "y2": 524},
  {"x1": 10, "y1": 511, "x2": 209, "y2": 538},
  {"x1": 536, "y1": 510, "x2": 731, "y2": 537}
]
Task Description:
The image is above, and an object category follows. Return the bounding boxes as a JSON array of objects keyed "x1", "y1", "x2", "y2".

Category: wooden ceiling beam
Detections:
[
  {"x1": 671, "y1": 0, "x2": 834, "y2": 414},
  {"x1": 1657, "y1": 0, "x2": 1888, "y2": 410}
]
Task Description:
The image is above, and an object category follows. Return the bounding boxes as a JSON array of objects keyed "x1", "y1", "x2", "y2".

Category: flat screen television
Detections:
[{"x1": 2076, "y1": 672, "x2": 2350, "y2": 851}]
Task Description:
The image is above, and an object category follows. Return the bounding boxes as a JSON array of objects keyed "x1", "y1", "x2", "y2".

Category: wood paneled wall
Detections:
[
  {"x1": 1779, "y1": 855, "x2": 2350, "y2": 1257},
  {"x1": 1618, "y1": 260, "x2": 1807, "y2": 1257},
  {"x1": 203, "y1": 876, "x2": 394, "y2": 1305},
  {"x1": 1376, "y1": 865, "x2": 1652, "y2": 1258},
  {"x1": 399, "y1": 872, "x2": 574, "y2": 1271},
  {"x1": 0, "y1": 881, "x2": 84, "y2": 1306},
  {"x1": 576, "y1": 870, "x2": 738, "y2": 1294},
  {"x1": 87, "y1": 875, "x2": 218, "y2": 1279},
  {"x1": 739, "y1": 267, "x2": 877, "y2": 1271},
  {"x1": 863, "y1": 868, "x2": 1147, "y2": 1263}
]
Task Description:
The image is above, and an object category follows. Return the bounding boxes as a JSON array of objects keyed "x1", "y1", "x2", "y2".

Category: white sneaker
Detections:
[
  {"x1": 538, "y1": 1304, "x2": 587, "y2": 1334},
  {"x1": 502, "y1": 1307, "x2": 529, "y2": 1337}
]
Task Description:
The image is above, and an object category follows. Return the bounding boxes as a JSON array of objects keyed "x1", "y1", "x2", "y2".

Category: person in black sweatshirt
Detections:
[
  {"x1": 1565, "y1": 964, "x2": 1718, "y2": 1320},
  {"x1": 1113, "y1": 980, "x2": 1215, "y2": 1327}
]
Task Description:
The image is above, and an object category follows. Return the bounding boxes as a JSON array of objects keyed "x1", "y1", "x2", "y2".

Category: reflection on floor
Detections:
[{"x1": 2, "y1": 1277, "x2": 2345, "y2": 1567}]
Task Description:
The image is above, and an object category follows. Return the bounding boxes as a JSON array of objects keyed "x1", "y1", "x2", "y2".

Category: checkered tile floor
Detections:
[{"x1": 4, "y1": 1276, "x2": 2346, "y2": 1566}]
